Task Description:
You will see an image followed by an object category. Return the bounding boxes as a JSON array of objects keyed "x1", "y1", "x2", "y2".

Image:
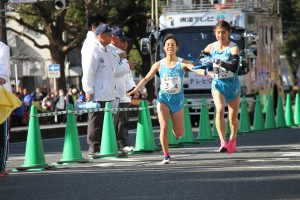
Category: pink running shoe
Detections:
[
  {"x1": 227, "y1": 139, "x2": 236, "y2": 154},
  {"x1": 219, "y1": 141, "x2": 228, "y2": 152}
]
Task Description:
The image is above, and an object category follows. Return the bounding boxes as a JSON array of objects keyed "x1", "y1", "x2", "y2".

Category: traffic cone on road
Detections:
[
  {"x1": 253, "y1": 95, "x2": 266, "y2": 131},
  {"x1": 179, "y1": 99, "x2": 199, "y2": 144},
  {"x1": 294, "y1": 93, "x2": 300, "y2": 125},
  {"x1": 99, "y1": 102, "x2": 119, "y2": 158},
  {"x1": 134, "y1": 101, "x2": 157, "y2": 152},
  {"x1": 239, "y1": 95, "x2": 252, "y2": 133},
  {"x1": 276, "y1": 95, "x2": 286, "y2": 128},
  {"x1": 168, "y1": 117, "x2": 183, "y2": 147},
  {"x1": 58, "y1": 104, "x2": 88, "y2": 164},
  {"x1": 197, "y1": 98, "x2": 213, "y2": 140},
  {"x1": 212, "y1": 107, "x2": 219, "y2": 137},
  {"x1": 144, "y1": 100, "x2": 160, "y2": 150},
  {"x1": 285, "y1": 93, "x2": 295, "y2": 127},
  {"x1": 16, "y1": 106, "x2": 50, "y2": 171},
  {"x1": 265, "y1": 94, "x2": 277, "y2": 129}
]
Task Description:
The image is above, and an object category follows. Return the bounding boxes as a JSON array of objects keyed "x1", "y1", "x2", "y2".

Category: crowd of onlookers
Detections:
[{"x1": 11, "y1": 84, "x2": 88, "y2": 127}]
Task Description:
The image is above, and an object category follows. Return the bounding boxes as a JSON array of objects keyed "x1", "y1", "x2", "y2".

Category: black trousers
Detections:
[
  {"x1": 87, "y1": 101, "x2": 107, "y2": 153},
  {"x1": 114, "y1": 103, "x2": 130, "y2": 148}
]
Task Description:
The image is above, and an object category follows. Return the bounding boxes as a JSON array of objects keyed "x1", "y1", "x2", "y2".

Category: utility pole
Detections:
[{"x1": 0, "y1": 0, "x2": 7, "y2": 44}]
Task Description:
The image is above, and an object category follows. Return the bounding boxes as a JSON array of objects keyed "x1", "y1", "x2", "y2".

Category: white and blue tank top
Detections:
[{"x1": 210, "y1": 41, "x2": 239, "y2": 80}]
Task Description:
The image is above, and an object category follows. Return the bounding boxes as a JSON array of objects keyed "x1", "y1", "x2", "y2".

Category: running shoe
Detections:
[
  {"x1": 88, "y1": 151, "x2": 99, "y2": 158},
  {"x1": 122, "y1": 146, "x2": 134, "y2": 152},
  {"x1": 219, "y1": 141, "x2": 228, "y2": 153},
  {"x1": 228, "y1": 139, "x2": 236, "y2": 154},
  {"x1": 161, "y1": 155, "x2": 170, "y2": 164}
]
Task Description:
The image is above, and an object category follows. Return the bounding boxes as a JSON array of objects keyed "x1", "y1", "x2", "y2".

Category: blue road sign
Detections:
[{"x1": 48, "y1": 64, "x2": 61, "y2": 78}]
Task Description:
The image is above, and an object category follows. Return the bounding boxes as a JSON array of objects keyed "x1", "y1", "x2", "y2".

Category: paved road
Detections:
[{"x1": 1, "y1": 126, "x2": 300, "y2": 200}]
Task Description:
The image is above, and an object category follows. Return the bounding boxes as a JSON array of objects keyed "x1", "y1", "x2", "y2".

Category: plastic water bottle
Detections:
[
  {"x1": 79, "y1": 101, "x2": 100, "y2": 109},
  {"x1": 75, "y1": 100, "x2": 100, "y2": 112}
]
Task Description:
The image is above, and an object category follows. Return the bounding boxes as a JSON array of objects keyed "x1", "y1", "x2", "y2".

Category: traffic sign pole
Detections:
[{"x1": 54, "y1": 78, "x2": 57, "y2": 92}]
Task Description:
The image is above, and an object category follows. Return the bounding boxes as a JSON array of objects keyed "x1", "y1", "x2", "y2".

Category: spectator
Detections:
[
  {"x1": 22, "y1": 87, "x2": 32, "y2": 111},
  {"x1": 66, "y1": 88, "x2": 75, "y2": 108},
  {"x1": 41, "y1": 93, "x2": 53, "y2": 111},
  {"x1": 76, "y1": 90, "x2": 88, "y2": 122},
  {"x1": 54, "y1": 89, "x2": 66, "y2": 124},
  {"x1": 41, "y1": 84, "x2": 49, "y2": 98},
  {"x1": 12, "y1": 92, "x2": 25, "y2": 127},
  {"x1": 78, "y1": 90, "x2": 86, "y2": 102},
  {"x1": 71, "y1": 88, "x2": 78, "y2": 103}
]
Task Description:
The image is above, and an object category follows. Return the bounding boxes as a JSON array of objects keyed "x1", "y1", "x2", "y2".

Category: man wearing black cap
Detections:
[
  {"x1": 109, "y1": 27, "x2": 137, "y2": 152},
  {"x1": 81, "y1": 24, "x2": 117, "y2": 157}
]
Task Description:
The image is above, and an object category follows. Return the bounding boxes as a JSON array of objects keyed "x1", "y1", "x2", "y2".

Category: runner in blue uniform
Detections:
[
  {"x1": 128, "y1": 34, "x2": 213, "y2": 164},
  {"x1": 203, "y1": 21, "x2": 240, "y2": 154}
]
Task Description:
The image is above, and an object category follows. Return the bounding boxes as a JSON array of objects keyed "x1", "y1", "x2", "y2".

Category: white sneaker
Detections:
[
  {"x1": 123, "y1": 146, "x2": 133, "y2": 152},
  {"x1": 161, "y1": 156, "x2": 170, "y2": 164}
]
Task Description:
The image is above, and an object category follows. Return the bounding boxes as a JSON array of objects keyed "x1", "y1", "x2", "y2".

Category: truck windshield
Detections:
[{"x1": 157, "y1": 26, "x2": 244, "y2": 61}]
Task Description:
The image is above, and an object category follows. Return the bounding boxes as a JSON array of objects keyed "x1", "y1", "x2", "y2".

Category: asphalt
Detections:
[{"x1": 4, "y1": 126, "x2": 300, "y2": 200}]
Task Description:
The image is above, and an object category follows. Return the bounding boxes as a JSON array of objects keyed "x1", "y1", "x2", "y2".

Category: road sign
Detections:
[{"x1": 48, "y1": 64, "x2": 61, "y2": 78}]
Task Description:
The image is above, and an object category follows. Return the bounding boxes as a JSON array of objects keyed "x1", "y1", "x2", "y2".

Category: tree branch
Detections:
[
  {"x1": 6, "y1": 27, "x2": 50, "y2": 49},
  {"x1": 6, "y1": 14, "x2": 45, "y2": 35}
]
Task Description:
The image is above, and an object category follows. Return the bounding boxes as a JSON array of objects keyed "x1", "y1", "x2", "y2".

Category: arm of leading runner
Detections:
[
  {"x1": 182, "y1": 60, "x2": 214, "y2": 78},
  {"x1": 127, "y1": 61, "x2": 160, "y2": 97}
]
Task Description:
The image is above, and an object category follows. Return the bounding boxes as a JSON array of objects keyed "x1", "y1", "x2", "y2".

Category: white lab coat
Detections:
[
  {"x1": 108, "y1": 44, "x2": 136, "y2": 103},
  {"x1": 81, "y1": 36, "x2": 117, "y2": 101},
  {"x1": 0, "y1": 42, "x2": 11, "y2": 93}
]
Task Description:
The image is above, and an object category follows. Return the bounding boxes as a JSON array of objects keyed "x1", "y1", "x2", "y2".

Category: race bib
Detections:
[
  {"x1": 160, "y1": 76, "x2": 181, "y2": 94},
  {"x1": 213, "y1": 63, "x2": 234, "y2": 79}
]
